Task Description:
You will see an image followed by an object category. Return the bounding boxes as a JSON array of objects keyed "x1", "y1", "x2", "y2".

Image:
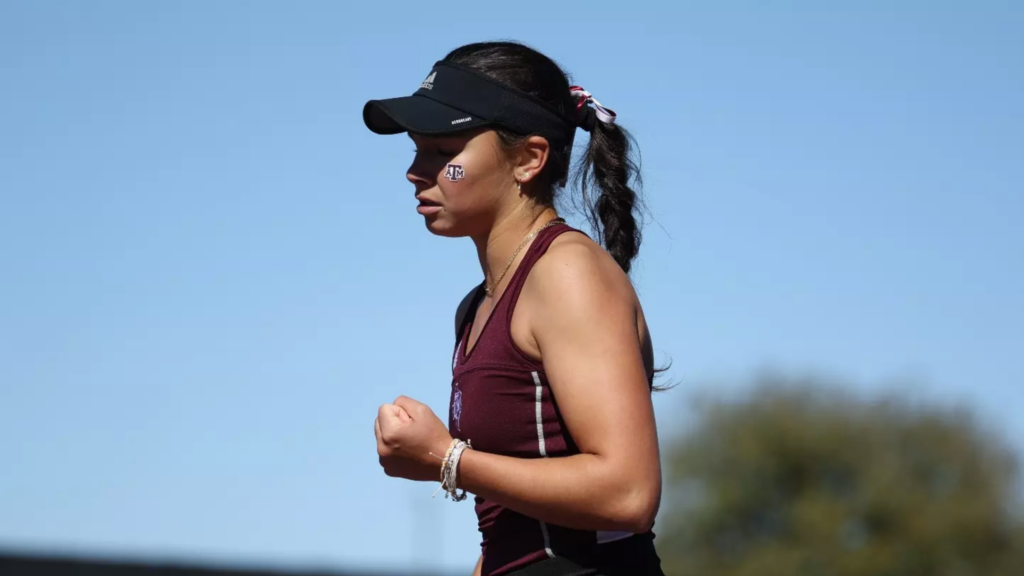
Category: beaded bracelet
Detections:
[
  {"x1": 432, "y1": 438, "x2": 471, "y2": 501},
  {"x1": 444, "y1": 440, "x2": 471, "y2": 502},
  {"x1": 439, "y1": 438, "x2": 459, "y2": 483}
]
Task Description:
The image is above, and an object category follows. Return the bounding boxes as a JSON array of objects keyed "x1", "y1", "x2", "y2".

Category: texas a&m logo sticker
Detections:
[{"x1": 444, "y1": 163, "x2": 465, "y2": 182}]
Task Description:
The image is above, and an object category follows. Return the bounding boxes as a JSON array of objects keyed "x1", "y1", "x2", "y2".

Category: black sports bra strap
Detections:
[{"x1": 455, "y1": 283, "x2": 485, "y2": 341}]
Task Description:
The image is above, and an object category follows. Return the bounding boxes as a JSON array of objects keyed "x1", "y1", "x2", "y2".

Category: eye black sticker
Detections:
[{"x1": 444, "y1": 163, "x2": 465, "y2": 182}]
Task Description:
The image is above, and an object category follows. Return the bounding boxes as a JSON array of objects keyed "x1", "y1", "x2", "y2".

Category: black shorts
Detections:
[{"x1": 507, "y1": 533, "x2": 666, "y2": 576}]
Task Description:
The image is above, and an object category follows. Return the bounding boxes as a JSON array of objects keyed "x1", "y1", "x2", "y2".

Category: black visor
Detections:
[{"x1": 363, "y1": 61, "x2": 577, "y2": 153}]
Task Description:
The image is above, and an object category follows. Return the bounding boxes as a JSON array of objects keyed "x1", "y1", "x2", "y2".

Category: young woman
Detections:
[{"x1": 365, "y1": 41, "x2": 665, "y2": 576}]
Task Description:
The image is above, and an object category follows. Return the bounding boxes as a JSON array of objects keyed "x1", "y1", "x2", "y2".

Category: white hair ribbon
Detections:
[{"x1": 570, "y1": 86, "x2": 617, "y2": 125}]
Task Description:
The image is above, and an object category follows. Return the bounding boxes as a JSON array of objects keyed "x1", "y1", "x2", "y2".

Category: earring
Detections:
[{"x1": 516, "y1": 179, "x2": 522, "y2": 191}]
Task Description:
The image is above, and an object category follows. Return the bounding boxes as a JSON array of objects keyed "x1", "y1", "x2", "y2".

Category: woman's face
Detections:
[{"x1": 407, "y1": 129, "x2": 515, "y2": 238}]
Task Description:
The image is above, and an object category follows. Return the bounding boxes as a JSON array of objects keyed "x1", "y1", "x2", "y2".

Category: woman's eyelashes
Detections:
[{"x1": 412, "y1": 147, "x2": 458, "y2": 157}]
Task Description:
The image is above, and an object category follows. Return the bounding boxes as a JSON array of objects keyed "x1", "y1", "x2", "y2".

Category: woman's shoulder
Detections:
[{"x1": 524, "y1": 230, "x2": 636, "y2": 307}]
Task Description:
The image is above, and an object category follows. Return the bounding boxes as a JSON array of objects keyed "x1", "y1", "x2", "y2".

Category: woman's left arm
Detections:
[
  {"x1": 376, "y1": 241, "x2": 661, "y2": 532},
  {"x1": 456, "y1": 241, "x2": 661, "y2": 532}
]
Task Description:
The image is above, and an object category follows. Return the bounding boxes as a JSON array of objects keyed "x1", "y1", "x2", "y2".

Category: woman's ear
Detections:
[{"x1": 514, "y1": 135, "x2": 551, "y2": 185}]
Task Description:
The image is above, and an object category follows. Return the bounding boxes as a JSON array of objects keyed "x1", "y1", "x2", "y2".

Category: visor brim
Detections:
[{"x1": 363, "y1": 95, "x2": 490, "y2": 136}]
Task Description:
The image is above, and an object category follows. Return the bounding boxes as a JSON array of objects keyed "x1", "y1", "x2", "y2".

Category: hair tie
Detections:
[
  {"x1": 577, "y1": 105, "x2": 597, "y2": 132},
  {"x1": 570, "y1": 86, "x2": 617, "y2": 131}
]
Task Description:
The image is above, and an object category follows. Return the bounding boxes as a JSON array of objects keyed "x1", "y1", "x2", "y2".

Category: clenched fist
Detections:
[{"x1": 375, "y1": 396, "x2": 454, "y2": 482}]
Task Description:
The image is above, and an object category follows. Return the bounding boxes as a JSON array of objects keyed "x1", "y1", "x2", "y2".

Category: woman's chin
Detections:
[
  {"x1": 423, "y1": 217, "x2": 453, "y2": 237},
  {"x1": 423, "y1": 216, "x2": 468, "y2": 238}
]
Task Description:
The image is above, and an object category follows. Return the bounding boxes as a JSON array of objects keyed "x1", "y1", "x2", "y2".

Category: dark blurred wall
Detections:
[{"x1": 0, "y1": 551, "x2": 451, "y2": 576}]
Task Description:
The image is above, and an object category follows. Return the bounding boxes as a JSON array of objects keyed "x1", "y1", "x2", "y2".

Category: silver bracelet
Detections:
[
  {"x1": 446, "y1": 440, "x2": 470, "y2": 501},
  {"x1": 433, "y1": 439, "x2": 471, "y2": 502}
]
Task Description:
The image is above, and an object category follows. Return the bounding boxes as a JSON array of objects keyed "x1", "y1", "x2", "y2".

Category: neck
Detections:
[{"x1": 473, "y1": 204, "x2": 560, "y2": 298}]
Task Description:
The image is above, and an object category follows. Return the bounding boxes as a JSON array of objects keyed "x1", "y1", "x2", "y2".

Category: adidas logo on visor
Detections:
[{"x1": 420, "y1": 71, "x2": 436, "y2": 90}]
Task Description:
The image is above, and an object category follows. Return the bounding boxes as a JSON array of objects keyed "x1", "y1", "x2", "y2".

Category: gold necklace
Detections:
[{"x1": 484, "y1": 218, "x2": 565, "y2": 297}]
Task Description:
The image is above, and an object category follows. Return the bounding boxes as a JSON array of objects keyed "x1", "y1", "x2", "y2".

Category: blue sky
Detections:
[{"x1": 1, "y1": 1, "x2": 1022, "y2": 574}]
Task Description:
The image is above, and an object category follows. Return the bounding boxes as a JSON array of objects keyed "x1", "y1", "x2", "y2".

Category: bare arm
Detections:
[
  {"x1": 471, "y1": 554, "x2": 482, "y2": 576},
  {"x1": 456, "y1": 240, "x2": 661, "y2": 532}
]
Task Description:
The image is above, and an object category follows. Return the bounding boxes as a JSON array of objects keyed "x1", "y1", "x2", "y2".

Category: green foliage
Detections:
[{"x1": 657, "y1": 378, "x2": 1023, "y2": 576}]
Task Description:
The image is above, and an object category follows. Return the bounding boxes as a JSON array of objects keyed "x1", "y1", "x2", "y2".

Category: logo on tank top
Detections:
[{"x1": 452, "y1": 383, "x2": 463, "y2": 433}]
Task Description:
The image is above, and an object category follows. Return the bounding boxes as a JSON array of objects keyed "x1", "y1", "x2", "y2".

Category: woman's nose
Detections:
[{"x1": 406, "y1": 155, "x2": 436, "y2": 187}]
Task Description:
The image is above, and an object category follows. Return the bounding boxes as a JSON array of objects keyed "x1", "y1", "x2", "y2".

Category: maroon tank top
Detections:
[{"x1": 449, "y1": 223, "x2": 621, "y2": 576}]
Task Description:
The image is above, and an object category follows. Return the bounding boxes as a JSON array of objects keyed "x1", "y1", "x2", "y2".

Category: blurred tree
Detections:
[{"x1": 657, "y1": 377, "x2": 1023, "y2": 576}]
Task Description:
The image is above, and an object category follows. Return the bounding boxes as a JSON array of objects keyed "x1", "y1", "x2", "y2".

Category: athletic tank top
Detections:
[{"x1": 448, "y1": 223, "x2": 636, "y2": 576}]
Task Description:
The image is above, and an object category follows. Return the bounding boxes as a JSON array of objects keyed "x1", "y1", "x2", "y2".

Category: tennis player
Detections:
[{"x1": 367, "y1": 41, "x2": 666, "y2": 576}]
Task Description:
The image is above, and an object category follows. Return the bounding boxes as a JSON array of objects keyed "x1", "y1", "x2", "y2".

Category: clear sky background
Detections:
[{"x1": 1, "y1": 1, "x2": 1022, "y2": 574}]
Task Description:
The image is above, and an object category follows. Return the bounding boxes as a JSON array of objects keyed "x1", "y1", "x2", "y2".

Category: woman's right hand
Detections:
[{"x1": 375, "y1": 396, "x2": 454, "y2": 482}]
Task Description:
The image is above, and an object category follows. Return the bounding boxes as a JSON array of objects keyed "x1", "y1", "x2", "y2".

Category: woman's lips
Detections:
[{"x1": 416, "y1": 197, "x2": 442, "y2": 215}]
